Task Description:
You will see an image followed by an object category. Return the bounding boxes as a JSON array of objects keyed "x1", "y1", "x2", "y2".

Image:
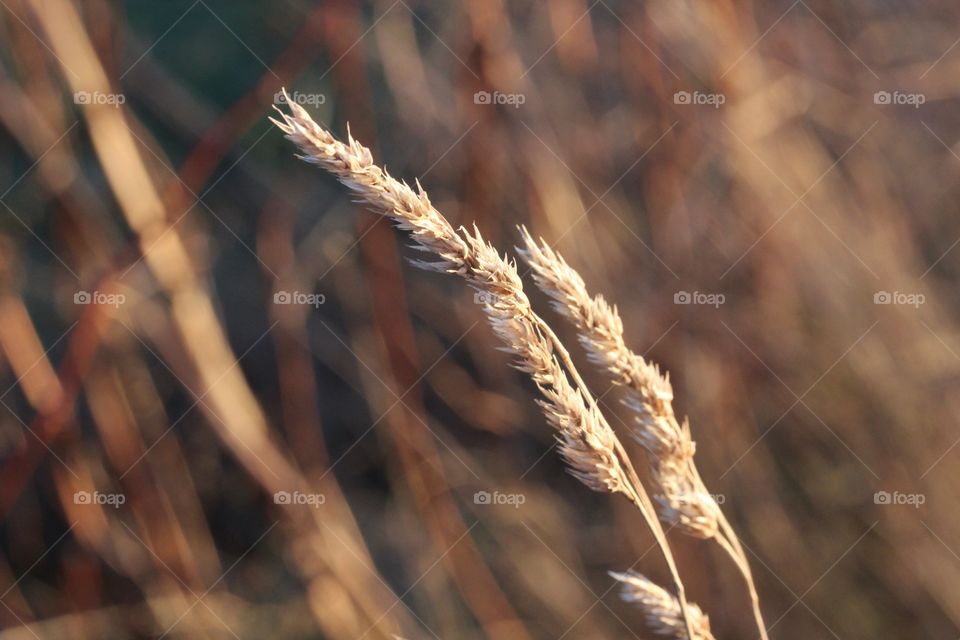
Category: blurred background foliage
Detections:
[{"x1": 1, "y1": 0, "x2": 959, "y2": 638}]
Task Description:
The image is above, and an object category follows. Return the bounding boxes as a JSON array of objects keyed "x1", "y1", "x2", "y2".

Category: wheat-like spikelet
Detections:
[
  {"x1": 270, "y1": 93, "x2": 699, "y2": 637},
  {"x1": 517, "y1": 229, "x2": 720, "y2": 537},
  {"x1": 610, "y1": 571, "x2": 715, "y2": 640},
  {"x1": 487, "y1": 290, "x2": 631, "y2": 495},
  {"x1": 518, "y1": 230, "x2": 768, "y2": 640},
  {"x1": 271, "y1": 98, "x2": 625, "y2": 494}
]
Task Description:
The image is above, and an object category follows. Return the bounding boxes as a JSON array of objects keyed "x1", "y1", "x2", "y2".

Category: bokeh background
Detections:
[{"x1": 1, "y1": 0, "x2": 959, "y2": 638}]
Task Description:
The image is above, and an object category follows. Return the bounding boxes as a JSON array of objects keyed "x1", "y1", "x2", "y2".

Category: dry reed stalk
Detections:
[
  {"x1": 31, "y1": 3, "x2": 411, "y2": 633},
  {"x1": 518, "y1": 230, "x2": 768, "y2": 640},
  {"x1": 610, "y1": 571, "x2": 715, "y2": 640},
  {"x1": 271, "y1": 92, "x2": 701, "y2": 639}
]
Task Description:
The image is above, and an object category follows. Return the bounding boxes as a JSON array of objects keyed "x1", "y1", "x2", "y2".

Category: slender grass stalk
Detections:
[
  {"x1": 271, "y1": 92, "x2": 700, "y2": 639},
  {"x1": 518, "y1": 229, "x2": 768, "y2": 640}
]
